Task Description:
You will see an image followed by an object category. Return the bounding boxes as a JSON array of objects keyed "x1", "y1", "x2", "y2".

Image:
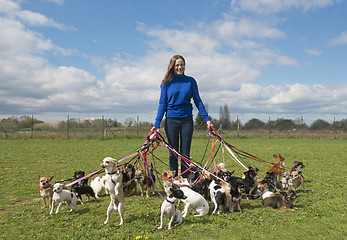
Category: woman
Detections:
[{"x1": 152, "y1": 55, "x2": 212, "y2": 178}]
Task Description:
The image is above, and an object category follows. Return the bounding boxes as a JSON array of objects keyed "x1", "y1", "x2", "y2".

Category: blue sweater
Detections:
[{"x1": 154, "y1": 74, "x2": 210, "y2": 128}]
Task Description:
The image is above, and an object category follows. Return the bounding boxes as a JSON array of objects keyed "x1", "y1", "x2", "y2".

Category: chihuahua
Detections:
[
  {"x1": 39, "y1": 175, "x2": 54, "y2": 209},
  {"x1": 101, "y1": 157, "x2": 125, "y2": 225},
  {"x1": 50, "y1": 183, "x2": 77, "y2": 216},
  {"x1": 158, "y1": 188, "x2": 187, "y2": 230}
]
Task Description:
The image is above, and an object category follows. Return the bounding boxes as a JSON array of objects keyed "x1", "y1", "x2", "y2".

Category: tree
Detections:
[
  {"x1": 266, "y1": 119, "x2": 276, "y2": 130},
  {"x1": 273, "y1": 118, "x2": 297, "y2": 131},
  {"x1": 331, "y1": 119, "x2": 347, "y2": 131},
  {"x1": 243, "y1": 118, "x2": 266, "y2": 130},
  {"x1": 1, "y1": 117, "x2": 19, "y2": 132},
  {"x1": 219, "y1": 104, "x2": 231, "y2": 130},
  {"x1": 195, "y1": 103, "x2": 213, "y2": 130},
  {"x1": 231, "y1": 118, "x2": 242, "y2": 130},
  {"x1": 294, "y1": 116, "x2": 308, "y2": 129},
  {"x1": 195, "y1": 112, "x2": 205, "y2": 130},
  {"x1": 125, "y1": 117, "x2": 135, "y2": 127},
  {"x1": 18, "y1": 115, "x2": 43, "y2": 129},
  {"x1": 310, "y1": 119, "x2": 330, "y2": 130}
]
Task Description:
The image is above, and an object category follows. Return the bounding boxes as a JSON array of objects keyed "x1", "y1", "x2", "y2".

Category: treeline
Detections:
[
  {"x1": 0, "y1": 115, "x2": 152, "y2": 132},
  {"x1": 194, "y1": 104, "x2": 347, "y2": 131},
  {"x1": 1, "y1": 112, "x2": 346, "y2": 133}
]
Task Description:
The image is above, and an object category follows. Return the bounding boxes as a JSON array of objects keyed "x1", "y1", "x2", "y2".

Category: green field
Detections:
[{"x1": 0, "y1": 137, "x2": 346, "y2": 240}]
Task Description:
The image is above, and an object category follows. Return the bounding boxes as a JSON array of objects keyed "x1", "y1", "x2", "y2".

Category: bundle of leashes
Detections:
[
  {"x1": 66, "y1": 128, "x2": 275, "y2": 201},
  {"x1": 208, "y1": 126, "x2": 274, "y2": 168}
]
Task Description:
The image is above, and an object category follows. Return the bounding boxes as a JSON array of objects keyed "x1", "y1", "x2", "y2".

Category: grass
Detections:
[{"x1": 0, "y1": 137, "x2": 346, "y2": 240}]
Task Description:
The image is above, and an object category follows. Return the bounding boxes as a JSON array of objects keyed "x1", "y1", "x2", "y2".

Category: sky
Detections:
[{"x1": 0, "y1": 0, "x2": 346, "y2": 126}]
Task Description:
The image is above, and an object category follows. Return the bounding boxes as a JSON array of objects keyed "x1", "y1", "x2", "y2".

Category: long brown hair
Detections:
[{"x1": 161, "y1": 55, "x2": 185, "y2": 86}]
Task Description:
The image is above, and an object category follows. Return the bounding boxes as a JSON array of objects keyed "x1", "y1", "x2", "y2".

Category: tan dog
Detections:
[
  {"x1": 120, "y1": 163, "x2": 137, "y2": 196},
  {"x1": 218, "y1": 181, "x2": 233, "y2": 212},
  {"x1": 288, "y1": 171, "x2": 306, "y2": 192},
  {"x1": 101, "y1": 157, "x2": 125, "y2": 225},
  {"x1": 266, "y1": 154, "x2": 286, "y2": 181},
  {"x1": 135, "y1": 169, "x2": 155, "y2": 197},
  {"x1": 162, "y1": 170, "x2": 176, "y2": 195},
  {"x1": 257, "y1": 181, "x2": 276, "y2": 199},
  {"x1": 39, "y1": 175, "x2": 54, "y2": 208}
]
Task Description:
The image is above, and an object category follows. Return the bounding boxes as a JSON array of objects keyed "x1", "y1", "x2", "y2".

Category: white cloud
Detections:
[
  {"x1": 16, "y1": 10, "x2": 72, "y2": 30},
  {"x1": 0, "y1": 0, "x2": 20, "y2": 13},
  {"x1": 305, "y1": 49, "x2": 323, "y2": 56},
  {"x1": 329, "y1": 31, "x2": 347, "y2": 45},
  {"x1": 45, "y1": 0, "x2": 64, "y2": 5},
  {"x1": 231, "y1": 0, "x2": 337, "y2": 14},
  {"x1": 0, "y1": 0, "x2": 73, "y2": 30},
  {"x1": 214, "y1": 18, "x2": 286, "y2": 40},
  {"x1": 145, "y1": 27, "x2": 220, "y2": 55}
]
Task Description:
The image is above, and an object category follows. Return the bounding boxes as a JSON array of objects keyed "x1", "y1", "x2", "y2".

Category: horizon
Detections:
[{"x1": 1, "y1": 112, "x2": 344, "y2": 127}]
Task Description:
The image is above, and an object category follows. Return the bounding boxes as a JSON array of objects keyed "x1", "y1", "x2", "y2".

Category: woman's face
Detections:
[{"x1": 174, "y1": 58, "x2": 185, "y2": 75}]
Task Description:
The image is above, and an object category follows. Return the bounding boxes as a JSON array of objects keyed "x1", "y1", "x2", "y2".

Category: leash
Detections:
[
  {"x1": 150, "y1": 131, "x2": 229, "y2": 185},
  {"x1": 138, "y1": 149, "x2": 170, "y2": 203},
  {"x1": 208, "y1": 127, "x2": 273, "y2": 168},
  {"x1": 263, "y1": 178, "x2": 281, "y2": 192},
  {"x1": 66, "y1": 169, "x2": 104, "y2": 187}
]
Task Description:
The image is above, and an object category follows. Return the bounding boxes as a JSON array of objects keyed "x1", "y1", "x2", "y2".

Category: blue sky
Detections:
[{"x1": 0, "y1": 0, "x2": 346, "y2": 125}]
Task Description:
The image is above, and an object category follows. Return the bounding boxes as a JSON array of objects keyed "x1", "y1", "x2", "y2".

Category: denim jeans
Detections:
[{"x1": 165, "y1": 116, "x2": 194, "y2": 178}]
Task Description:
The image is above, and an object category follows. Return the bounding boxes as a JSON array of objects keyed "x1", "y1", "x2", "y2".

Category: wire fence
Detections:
[
  {"x1": 1, "y1": 114, "x2": 346, "y2": 139},
  {"x1": 1, "y1": 127, "x2": 346, "y2": 139}
]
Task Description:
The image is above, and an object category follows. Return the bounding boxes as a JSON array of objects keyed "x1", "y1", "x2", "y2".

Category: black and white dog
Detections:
[
  {"x1": 209, "y1": 180, "x2": 227, "y2": 214},
  {"x1": 70, "y1": 184, "x2": 97, "y2": 204},
  {"x1": 50, "y1": 183, "x2": 77, "y2": 216},
  {"x1": 158, "y1": 188, "x2": 187, "y2": 230},
  {"x1": 179, "y1": 179, "x2": 209, "y2": 217}
]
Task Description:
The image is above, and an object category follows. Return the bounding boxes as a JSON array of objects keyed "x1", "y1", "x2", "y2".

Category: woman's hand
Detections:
[
  {"x1": 206, "y1": 120, "x2": 213, "y2": 130},
  {"x1": 151, "y1": 126, "x2": 160, "y2": 132}
]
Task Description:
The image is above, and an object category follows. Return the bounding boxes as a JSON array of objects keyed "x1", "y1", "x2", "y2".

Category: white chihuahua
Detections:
[
  {"x1": 180, "y1": 179, "x2": 209, "y2": 218},
  {"x1": 50, "y1": 183, "x2": 77, "y2": 216},
  {"x1": 158, "y1": 188, "x2": 187, "y2": 230},
  {"x1": 101, "y1": 157, "x2": 124, "y2": 226}
]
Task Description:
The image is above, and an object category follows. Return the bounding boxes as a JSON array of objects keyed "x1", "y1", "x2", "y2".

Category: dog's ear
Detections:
[
  {"x1": 49, "y1": 176, "x2": 54, "y2": 181},
  {"x1": 38, "y1": 175, "x2": 41, "y2": 179}
]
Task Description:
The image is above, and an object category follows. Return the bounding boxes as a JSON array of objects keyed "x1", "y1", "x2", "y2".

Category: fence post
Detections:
[
  {"x1": 102, "y1": 115, "x2": 104, "y2": 138},
  {"x1": 137, "y1": 115, "x2": 139, "y2": 136},
  {"x1": 67, "y1": 115, "x2": 70, "y2": 138},
  {"x1": 31, "y1": 114, "x2": 34, "y2": 138},
  {"x1": 237, "y1": 116, "x2": 240, "y2": 137}
]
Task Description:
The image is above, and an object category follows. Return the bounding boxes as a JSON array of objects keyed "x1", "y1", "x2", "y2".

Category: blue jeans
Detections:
[{"x1": 165, "y1": 116, "x2": 194, "y2": 178}]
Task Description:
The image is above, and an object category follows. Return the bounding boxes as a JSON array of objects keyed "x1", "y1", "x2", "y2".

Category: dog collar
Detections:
[
  {"x1": 166, "y1": 198, "x2": 174, "y2": 204},
  {"x1": 108, "y1": 171, "x2": 118, "y2": 175},
  {"x1": 39, "y1": 184, "x2": 52, "y2": 191},
  {"x1": 55, "y1": 188, "x2": 63, "y2": 193},
  {"x1": 180, "y1": 184, "x2": 190, "y2": 188}
]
